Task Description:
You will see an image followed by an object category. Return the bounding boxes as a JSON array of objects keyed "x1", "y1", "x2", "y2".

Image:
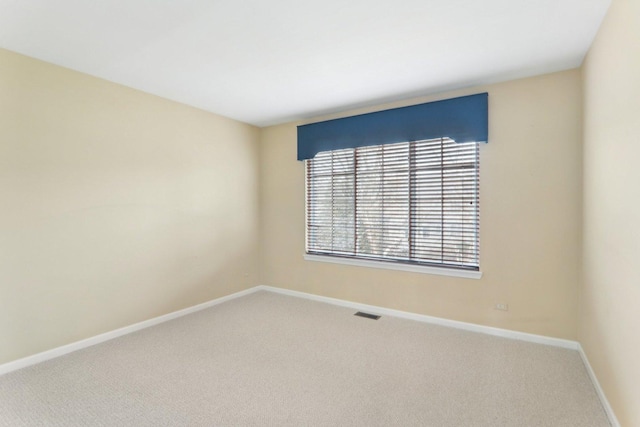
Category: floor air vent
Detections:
[{"x1": 354, "y1": 311, "x2": 381, "y2": 320}]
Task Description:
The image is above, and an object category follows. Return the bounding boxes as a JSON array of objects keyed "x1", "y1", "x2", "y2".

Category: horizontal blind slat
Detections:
[{"x1": 306, "y1": 137, "x2": 479, "y2": 269}]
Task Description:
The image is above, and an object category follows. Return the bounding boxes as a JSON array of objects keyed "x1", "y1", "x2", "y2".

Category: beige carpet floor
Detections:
[{"x1": 0, "y1": 290, "x2": 609, "y2": 426}]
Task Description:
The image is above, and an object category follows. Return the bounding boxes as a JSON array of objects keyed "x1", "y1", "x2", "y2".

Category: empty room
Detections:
[{"x1": 0, "y1": 0, "x2": 638, "y2": 425}]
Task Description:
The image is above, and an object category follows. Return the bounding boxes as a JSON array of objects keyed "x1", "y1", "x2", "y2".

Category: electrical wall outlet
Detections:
[{"x1": 494, "y1": 303, "x2": 509, "y2": 311}]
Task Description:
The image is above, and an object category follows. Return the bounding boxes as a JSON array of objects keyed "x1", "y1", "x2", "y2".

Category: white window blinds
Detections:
[{"x1": 306, "y1": 137, "x2": 479, "y2": 271}]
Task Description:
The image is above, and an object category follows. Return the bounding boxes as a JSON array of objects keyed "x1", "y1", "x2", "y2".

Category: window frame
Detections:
[{"x1": 304, "y1": 138, "x2": 482, "y2": 279}]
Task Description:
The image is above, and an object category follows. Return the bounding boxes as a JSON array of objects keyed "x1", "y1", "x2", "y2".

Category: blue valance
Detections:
[{"x1": 297, "y1": 93, "x2": 488, "y2": 161}]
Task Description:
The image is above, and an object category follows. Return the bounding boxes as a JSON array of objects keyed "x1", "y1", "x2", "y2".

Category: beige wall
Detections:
[
  {"x1": 0, "y1": 49, "x2": 260, "y2": 365},
  {"x1": 260, "y1": 69, "x2": 583, "y2": 340},
  {"x1": 581, "y1": 0, "x2": 640, "y2": 425}
]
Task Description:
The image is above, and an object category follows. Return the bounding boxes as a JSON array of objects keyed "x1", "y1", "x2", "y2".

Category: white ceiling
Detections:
[{"x1": 0, "y1": 0, "x2": 610, "y2": 127}]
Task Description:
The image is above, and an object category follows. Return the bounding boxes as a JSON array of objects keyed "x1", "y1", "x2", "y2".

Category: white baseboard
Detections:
[
  {"x1": 0, "y1": 283, "x2": 618, "y2": 427},
  {"x1": 258, "y1": 285, "x2": 579, "y2": 350},
  {"x1": 578, "y1": 344, "x2": 621, "y2": 427},
  {"x1": 2, "y1": 284, "x2": 577, "y2": 378},
  {"x1": 259, "y1": 285, "x2": 622, "y2": 426},
  {"x1": 0, "y1": 286, "x2": 261, "y2": 376}
]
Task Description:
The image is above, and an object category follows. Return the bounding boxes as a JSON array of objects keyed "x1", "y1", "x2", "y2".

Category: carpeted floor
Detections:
[{"x1": 0, "y1": 290, "x2": 609, "y2": 426}]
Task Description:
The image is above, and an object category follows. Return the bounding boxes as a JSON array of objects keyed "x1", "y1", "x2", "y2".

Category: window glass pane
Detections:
[{"x1": 306, "y1": 138, "x2": 479, "y2": 270}]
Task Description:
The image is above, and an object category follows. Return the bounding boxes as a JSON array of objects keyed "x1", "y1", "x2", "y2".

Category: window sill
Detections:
[{"x1": 303, "y1": 254, "x2": 482, "y2": 279}]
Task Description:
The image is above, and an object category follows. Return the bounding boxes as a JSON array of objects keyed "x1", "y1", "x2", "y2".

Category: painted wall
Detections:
[
  {"x1": 581, "y1": 0, "x2": 640, "y2": 425},
  {"x1": 0, "y1": 49, "x2": 260, "y2": 365},
  {"x1": 260, "y1": 69, "x2": 583, "y2": 340}
]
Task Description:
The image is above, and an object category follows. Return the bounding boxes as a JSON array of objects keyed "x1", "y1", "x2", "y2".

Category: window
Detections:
[{"x1": 305, "y1": 137, "x2": 479, "y2": 272}]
